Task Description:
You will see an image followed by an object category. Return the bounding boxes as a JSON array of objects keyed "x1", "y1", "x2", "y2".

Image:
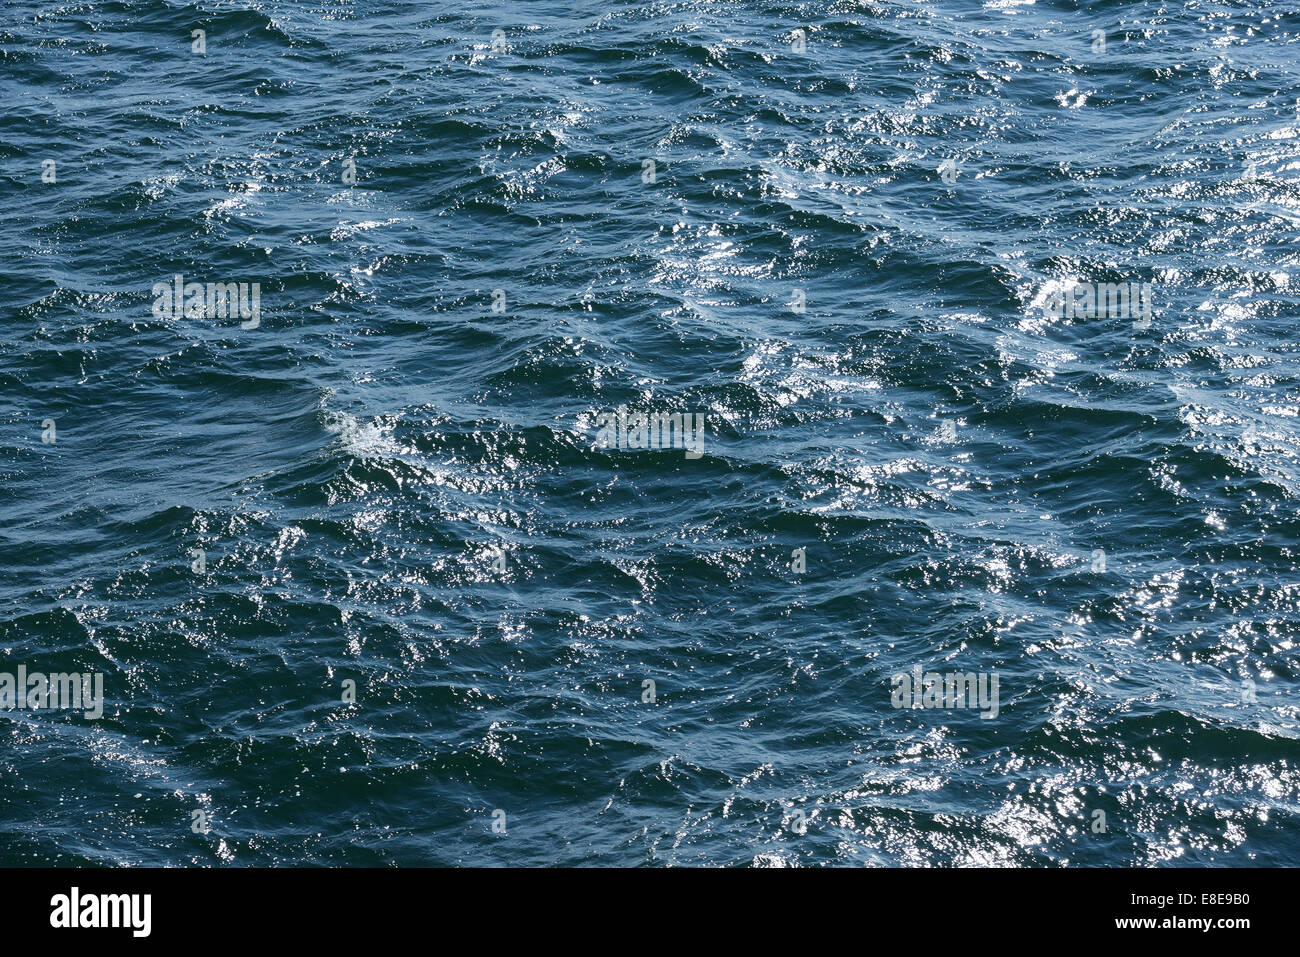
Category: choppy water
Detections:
[{"x1": 2, "y1": 0, "x2": 1299, "y2": 866}]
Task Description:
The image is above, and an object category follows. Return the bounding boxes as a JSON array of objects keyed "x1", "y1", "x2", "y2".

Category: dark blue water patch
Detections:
[{"x1": 1, "y1": 0, "x2": 1299, "y2": 867}]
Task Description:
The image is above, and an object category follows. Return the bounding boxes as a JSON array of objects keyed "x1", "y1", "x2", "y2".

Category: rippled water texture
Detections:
[{"x1": 2, "y1": 0, "x2": 1299, "y2": 866}]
